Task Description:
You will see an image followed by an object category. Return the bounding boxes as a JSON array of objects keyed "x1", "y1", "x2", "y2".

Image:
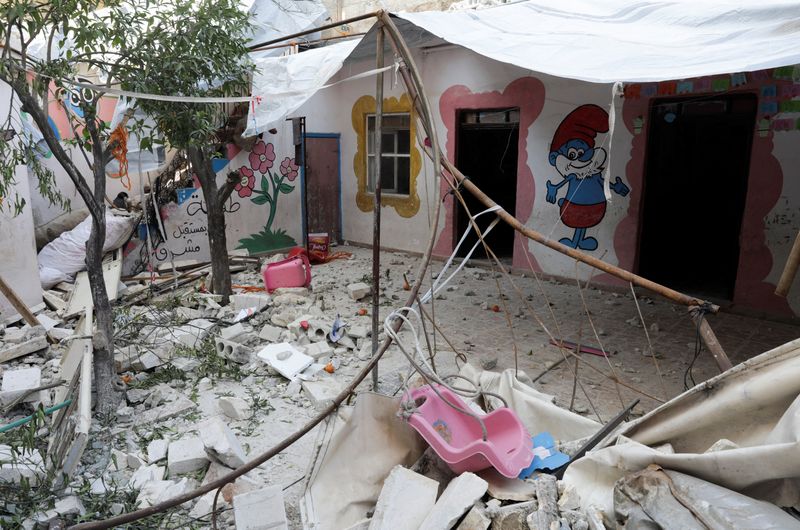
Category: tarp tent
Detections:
[{"x1": 245, "y1": 0, "x2": 800, "y2": 134}]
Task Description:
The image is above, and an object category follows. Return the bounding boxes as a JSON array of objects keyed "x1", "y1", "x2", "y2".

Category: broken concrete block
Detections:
[
  {"x1": 219, "y1": 396, "x2": 251, "y2": 420},
  {"x1": 136, "y1": 478, "x2": 197, "y2": 508},
  {"x1": 480, "y1": 468, "x2": 536, "y2": 501},
  {"x1": 48, "y1": 327, "x2": 73, "y2": 341},
  {"x1": 232, "y1": 293, "x2": 271, "y2": 312},
  {"x1": 557, "y1": 484, "x2": 581, "y2": 512},
  {"x1": 199, "y1": 417, "x2": 246, "y2": 469},
  {"x1": 287, "y1": 314, "x2": 315, "y2": 337},
  {"x1": 232, "y1": 485, "x2": 287, "y2": 530},
  {"x1": 128, "y1": 464, "x2": 165, "y2": 490},
  {"x1": 456, "y1": 504, "x2": 491, "y2": 530},
  {"x1": 215, "y1": 337, "x2": 253, "y2": 364},
  {"x1": 171, "y1": 356, "x2": 201, "y2": 372},
  {"x1": 258, "y1": 324, "x2": 283, "y2": 342},
  {"x1": 271, "y1": 307, "x2": 300, "y2": 327},
  {"x1": 0, "y1": 336, "x2": 48, "y2": 364},
  {"x1": 173, "y1": 319, "x2": 215, "y2": 349},
  {"x1": 348, "y1": 324, "x2": 370, "y2": 339},
  {"x1": 306, "y1": 318, "x2": 332, "y2": 342},
  {"x1": 302, "y1": 341, "x2": 333, "y2": 361},
  {"x1": 167, "y1": 436, "x2": 209, "y2": 475},
  {"x1": 221, "y1": 323, "x2": 250, "y2": 341},
  {"x1": 301, "y1": 377, "x2": 343, "y2": 410},
  {"x1": 54, "y1": 495, "x2": 85, "y2": 517},
  {"x1": 527, "y1": 474, "x2": 558, "y2": 530},
  {"x1": 147, "y1": 439, "x2": 169, "y2": 463},
  {"x1": 0, "y1": 445, "x2": 44, "y2": 484},
  {"x1": 110, "y1": 449, "x2": 128, "y2": 471},
  {"x1": 35, "y1": 314, "x2": 60, "y2": 332},
  {"x1": 131, "y1": 349, "x2": 166, "y2": 371},
  {"x1": 488, "y1": 500, "x2": 536, "y2": 529},
  {"x1": 347, "y1": 282, "x2": 371, "y2": 301},
  {"x1": 139, "y1": 394, "x2": 196, "y2": 425},
  {"x1": 0, "y1": 367, "x2": 42, "y2": 405},
  {"x1": 126, "y1": 452, "x2": 146, "y2": 470},
  {"x1": 419, "y1": 472, "x2": 488, "y2": 530},
  {"x1": 369, "y1": 466, "x2": 438, "y2": 530}
]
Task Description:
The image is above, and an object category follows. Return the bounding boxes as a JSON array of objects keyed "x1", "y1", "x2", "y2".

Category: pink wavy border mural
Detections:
[
  {"x1": 436, "y1": 77, "x2": 546, "y2": 270},
  {"x1": 613, "y1": 72, "x2": 791, "y2": 315}
]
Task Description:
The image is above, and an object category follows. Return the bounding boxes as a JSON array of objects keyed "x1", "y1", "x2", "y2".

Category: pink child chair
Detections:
[
  {"x1": 261, "y1": 253, "x2": 312, "y2": 293},
  {"x1": 402, "y1": 384, "x2": 534, "y2": 478}
]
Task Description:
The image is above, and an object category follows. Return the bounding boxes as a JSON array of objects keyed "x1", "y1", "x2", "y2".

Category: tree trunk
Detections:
[
  {"x1": 11, "y1": 77, "x2": 119, "y2": 415},
  {"x1": 86, "y1": 110, "x2": 119, "y2": 417},
  {"x1": 188, "y1": 146, "x2": 232, "y2": 305}
]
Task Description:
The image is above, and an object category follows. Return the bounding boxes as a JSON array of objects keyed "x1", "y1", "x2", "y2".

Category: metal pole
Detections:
[
  {"x1": 248, "y1": 11, "x2": 381, "y2": 50},
  {"x1": 371, "y1": 25, "x2": 384, "y2": 389}
]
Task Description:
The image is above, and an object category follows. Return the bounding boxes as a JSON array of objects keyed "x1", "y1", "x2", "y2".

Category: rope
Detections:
[{"x1": 107, "y1": 123, "x2": 130, "y2": 190}]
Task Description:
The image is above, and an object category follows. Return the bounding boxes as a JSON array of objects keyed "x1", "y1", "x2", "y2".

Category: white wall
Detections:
[{"x1": 0, "y1": 82, "x2": 44, "y2": 321}]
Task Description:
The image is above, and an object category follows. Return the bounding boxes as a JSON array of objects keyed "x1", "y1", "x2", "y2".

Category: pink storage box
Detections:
[
  {"x1": 403, "y1": 384, "x2": 534, "y2": 478},
  {"x1": 262, "y1": 254, "x2": 312, "y2": 293}
]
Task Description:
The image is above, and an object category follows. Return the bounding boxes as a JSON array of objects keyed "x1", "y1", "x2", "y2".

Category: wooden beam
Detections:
[
  {"x1": 775, "y1": 229, "x2": 800, "y2": 297},
  {"x1": 690, "y1": 307, "x2": 733, "y2": 372}
]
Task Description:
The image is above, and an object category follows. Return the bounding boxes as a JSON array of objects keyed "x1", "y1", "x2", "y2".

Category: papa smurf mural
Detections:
[{"x1": 546, "y1": 104, "x2": 630, "y2": 251}]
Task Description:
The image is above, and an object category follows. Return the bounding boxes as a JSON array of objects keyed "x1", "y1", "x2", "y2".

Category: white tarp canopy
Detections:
[
  {"x1": 245, "y1": 0, "x2": 800, "y2": 134},
  {"x1": 397, "y1": 0, "x2": 800, "y2": 83},
  {"x1": 244, "y1": 38, "x2": 362, "y2": 136}
]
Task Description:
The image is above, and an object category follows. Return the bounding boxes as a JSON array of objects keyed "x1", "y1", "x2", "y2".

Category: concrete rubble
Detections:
[{"x1": 1, "y1": 245, "x2": 797, "y2": 529}]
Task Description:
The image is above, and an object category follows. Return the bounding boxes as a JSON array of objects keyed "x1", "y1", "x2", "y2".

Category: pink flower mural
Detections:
[
  {"x1": 249, "y1": 140, "x2": 275, "y2": 173},
  {"x1": 235, "y1": 166, "x2": 255, "y2": 198},
  {"x1": 237, "y1": 142, "x2": 298, "y2": 253},
  {"x1": 279, "y1": 157, "x2": 299, "y2": 181}
]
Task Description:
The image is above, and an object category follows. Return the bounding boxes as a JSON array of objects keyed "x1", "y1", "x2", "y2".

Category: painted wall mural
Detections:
[
  {"x1": 545, "y1": 104, "x2": 629, "y2": 251},
  {"x1": 235, "y1": 139, "x2": 299, "y2": 253},
  {"x1": 122, "y1": 125, "x2": 303, "y2": 275}
]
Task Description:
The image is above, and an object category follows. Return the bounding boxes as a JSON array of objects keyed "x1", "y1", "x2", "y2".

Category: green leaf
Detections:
[
  {"x1": 278, "y1": 183, "x2": 295, "y2": 194},
  {"x1": 261, "y1": 174, "x2": 269, "y2": 193},
  {"x1": 252, "y1": 194, "x2": 269, "y2": 205}
]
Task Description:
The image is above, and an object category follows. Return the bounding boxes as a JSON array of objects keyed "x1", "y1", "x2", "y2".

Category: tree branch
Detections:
[{"x1": 218, "y1": 169, "x2": 240, "y2": 203}]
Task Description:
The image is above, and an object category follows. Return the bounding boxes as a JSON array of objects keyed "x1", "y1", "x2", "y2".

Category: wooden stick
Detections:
[
  {"x1": 775, "y1": 230, "x2": 800, "y2": 297},
  {"x1": 690, "y1": 307, "x2": 733, "y2": 372}
]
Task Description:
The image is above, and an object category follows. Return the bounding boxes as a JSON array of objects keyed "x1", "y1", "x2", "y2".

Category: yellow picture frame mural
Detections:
[{"x1": 352, "y1": 93, "x2": 421, "y2": 218}]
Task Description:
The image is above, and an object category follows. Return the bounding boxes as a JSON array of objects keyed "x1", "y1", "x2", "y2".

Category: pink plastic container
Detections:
[
  {"x1": 403, "y1": 384, "x2": 533, "y2": 478},
  {"x1": 262, "y1": 254, "x2": 312, "y2": 293}
]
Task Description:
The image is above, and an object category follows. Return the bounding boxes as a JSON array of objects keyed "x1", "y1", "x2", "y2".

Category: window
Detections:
[{"x1": 366, "y1": 113, "x2": 411, "y2": 195}]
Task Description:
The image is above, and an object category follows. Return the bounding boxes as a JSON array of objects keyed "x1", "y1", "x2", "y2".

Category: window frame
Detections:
[{"x1": 365, "y1": 112, "x2": 412, "y2": 196}]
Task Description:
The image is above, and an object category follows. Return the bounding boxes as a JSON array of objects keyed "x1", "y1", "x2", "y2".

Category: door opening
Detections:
[
  {"x1": 455, "y1": 108, "x2": 519, "y2": 259},
  {"x1": 304, "y1": 134, "x2": 342, "y2": 243},
  {"x1": 638, "y1": 94, "x2": 757, "y2": 300}
]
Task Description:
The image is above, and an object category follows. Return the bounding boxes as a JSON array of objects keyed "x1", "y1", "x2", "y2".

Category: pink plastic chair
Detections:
[
  {"x1": 403, "y1": 384, "x2": 534, "y2": 478},
  {"x1": 262, "y1": 254, "x2": 312, "y2": 293}
]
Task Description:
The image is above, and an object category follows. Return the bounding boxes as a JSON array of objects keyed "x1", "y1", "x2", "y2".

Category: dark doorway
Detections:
[
  {"x1": 455, "y1": 108, "x2": 519, "y2": 259},
  {"x1": 304, "y1": 134, "x2": 342, "y2": 243},
  {"x1": 638, "y1": 94, "x2": 757, "y2": 300}
]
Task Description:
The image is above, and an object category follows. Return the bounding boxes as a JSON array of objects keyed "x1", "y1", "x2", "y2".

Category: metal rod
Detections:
[
  {"x1": 248, "y1": 12, "x2": 380, "y2": 50},
  {"x1": 0, "y1": 399, "x2": 72, "y2": 434},
  {"x1": 371, "y1": 25, "x2": 385, "y2": 389}
]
